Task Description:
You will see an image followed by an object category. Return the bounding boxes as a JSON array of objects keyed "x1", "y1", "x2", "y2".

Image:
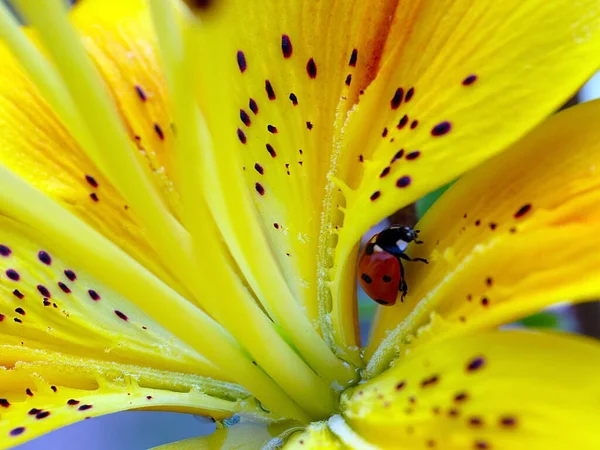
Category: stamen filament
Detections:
[{"x1": 13, "y1": 0, "x2": 198, "y2": 293}]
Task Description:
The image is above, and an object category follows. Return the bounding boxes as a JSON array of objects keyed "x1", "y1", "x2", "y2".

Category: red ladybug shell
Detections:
[{"x1": 358, "y1": 247, "x2": 402, "y2": 306}]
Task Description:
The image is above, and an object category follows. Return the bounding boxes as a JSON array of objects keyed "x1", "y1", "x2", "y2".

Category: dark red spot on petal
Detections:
[
  {"x1": 135, "y1": 85, "x2": 147, "y2": 101},
  {"x1": 36, "y1": 411, "x2": 50, "y2": 420},
  {"x1": 0, "y1": 399, "x2": 10, "y2": 407},
  {"x1": 406, "y1": 151, "x2": 421, "y2": 160},
  {"x1": 254, "y1": 163, "x2": 264, "y2": 175},
  {"x1": 431, "y1": 121, "x2": 452, "y2": 136},
  {"x1": 410, "y1": 120, "x2": 419, "y2": 129},
  {"x1": 370, "y1": 191, "x2": 381, "y2": 201},
  {"x1": 249, "y1": 98, "x2": 258, "y2": 114},
  {"x1": 396, "y1": 381, "x2": 406, "y2": 391},
  {"x1": 240, "y1": 109, "x2": 251, "y2": 127},
  {"x1": 64, "y1": 270, "x2": 77, "y2": 281},
  {"x1": 514, "y1": 203, "x2": 532, "y2": 219},
  {"x1": 0, "y1": 245, "x2": 11, "y2": 256},
  {"x1": 58, "y1": 282, "x2": 71, "y2": 294},
  {"x1": 289, "y1": 93, "x2": 298, "y2": 105},
  {"x1": 500, "y1": 416, "x2": 517, "y2": 427},
  {"x1": 37, "y1": 285, "x2": 51, "y2": 297},
  {"x1": 405, "y1": 87, "x2": 414, "y2": 102},
  {"x1": 25, "y1": 389, "x2": 33, "y2": 397},
  {"x1": 267, "y1": 125, "x2": 278, "y2": 134},
  {"x1": 255, "y1": 183, "x2": 265, "y2": 196},
  {"x1": 265, "y1": 80, "x2": 276, "y2": 100},
  {"x1": 67, "y1": 399, "x2": 80, "y2": 406},
  {"x1": 78, "y1": 404, "x2": 93, "y2": 411},
  {"x1": 90, "y1": 193, "x2": 99, "y2": 202},
  {"x1": 12, "y1": 289, "x2": 23, "y2": 299},
  {"x1": 88, "y1": 290, "x2": 100, "y2": 301},
  {"x1": 15, "y1": 307, "x2": 25, "y2": 316},
  {"x1": 10, "y1": 427, "x2": 25, "y2": 437},
  {"x1": 454, "y1": 392, "x2": 468, "y2": 402},
  {"x1": 6, "y1": 269, "x2": 19, "y2": 281},
  {"x1": 397, "y1": 115, "x2": 408, "y2": 129},
  {"x1": 391, "y1": 149, "x2": 404, "y2": 163},
  {"x1": 306, "y1": 121, "x2": 313, "y2": 130},
  {"x1": 349, "y1": 48, "x2": 358, "y2": 67},
  {"x1": 306, "y1": 58, "x2": 317, "y2": 78},
  {"x1": 345, "y1": 74, "x2": 352, "y2": 86},
  {"x1": 467, "y1": 356, "x2": 485, "y2": 372},
  {"x1": 154, "y1": 123, "x2": 164, "y2": 140},
  {"x1": 396, "y1": 176, "x2": 411, "y2": 188},
  {"x1": 236, "y1": 51, "x2": 247, "y2": 72},
  {"x1": 237, "y1": 128, "x2": 247, "y2": 144},
  {"x1": 380, "y1": 167, "x2": 390, "y2": 178},
  {"x1": 85, "y1": 175, "x2": 98, "y2": 188},
  {"x1": 462, "y1": 74, "x2": 477, "y2": 86},
  {"x1": 114, "y1": 310, "x2": 128, "y2": 321},
  {"x1": 382, "y1": 128, "x2": 388, "y2": 137},
  {"x1": 420, "y1": 375, "x2": 439, "y2": 388},
  {"x1": 281, "y1": 34, "x2": 293, "y2": 58},
  {"x1": 391, "y1": 88, "x2": 404, "y2": 109},
  {"x1": 266, "y1": 144, "x2": 277, "y2": 158},
  {"x1": 51, "y1": 386, "x2": 57, "y2": 392}
]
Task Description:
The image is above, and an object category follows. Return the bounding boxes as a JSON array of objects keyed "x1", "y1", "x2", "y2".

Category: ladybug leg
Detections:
[
  {"x1": 398, "y1": 260, "x2": 408, "y2": 302},
  {"x1": 397, "y1": 252, "x2": 429, "y2": 264},
  {"x1": 399, "y1": 279, "x2": 408, "y2": 302}
]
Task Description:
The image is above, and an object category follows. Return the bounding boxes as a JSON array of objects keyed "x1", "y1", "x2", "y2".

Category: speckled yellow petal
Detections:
[
  {"x1": 366, "y1": 99, "x2": 600, "y2": 373},
  {"x1": 0, "y1": 3, "x2": 182, "y2": 293},
  {"x1": 326, "y1": 0, "x2": 600, "y2": 356},
  {"x1": 345, "y1": 330, "x2": 600, "y2": 450},
  {"x1": 0, "y1": 213, "x2": 221, "y2": 379},
  {"x1": 153, "y1": 420, "x2": 300, "y2": 450},
  {"x1": 181, "y1": 0, "x2": 397, "y2": 377},
  {"x1": 0, "y1": 347, "x2": 268, "y2": 449}
]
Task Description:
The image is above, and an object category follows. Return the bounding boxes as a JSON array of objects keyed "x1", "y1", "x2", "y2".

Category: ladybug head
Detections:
[{"x1": 376, "y1": 225, "x2": 423, "y2": 255}]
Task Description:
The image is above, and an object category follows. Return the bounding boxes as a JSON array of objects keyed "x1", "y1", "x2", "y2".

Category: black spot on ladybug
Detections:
[
  {"x1": 361, "y1": 273, "x2": 373, "y2": 284},
  {"x1": 375, "y1": 299, "x2": 390, "y2": 305},
  {"x1": 382, "y1": 275, "x2": 392, "y2": 282}
]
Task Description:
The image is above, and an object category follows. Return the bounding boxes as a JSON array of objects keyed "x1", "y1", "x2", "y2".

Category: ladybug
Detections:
[{"x1": 358, "y1": 225, "x2": 428, "y2": 306}]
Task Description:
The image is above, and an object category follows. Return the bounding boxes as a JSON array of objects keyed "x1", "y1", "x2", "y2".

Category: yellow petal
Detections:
[
  {"x1": 0, "y1": 4, "x2": 181, "y2": 294},
  {"x1": 367, "y1": 99, "x2": 600, "y2": 371},
  {"x1": 327, "y1": 0, "x2": 600, "y2": 355},
  {"x1": 153, "y1": 419, "x2": 299, "y2": 450},
  {"x1": 1, "y1": 0, "x2": 338, "y2": 419},
  {"x1": 345, "y1": 330, "x2": 600, "y2": 450},
  {"x1": 188, "y1": 0, "x2": 401, "y2": 368},
  {"x1": 0, "y1": 213, "x2": 217, "y2": 377},
  {"x1": 0, "y1": 348, "x2": 266, "y2": 448}
]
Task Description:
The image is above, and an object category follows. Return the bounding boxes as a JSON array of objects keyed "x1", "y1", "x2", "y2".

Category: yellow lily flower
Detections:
[{"x1": 0, "y1": 0, "x2": 600, "y2": 448}]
